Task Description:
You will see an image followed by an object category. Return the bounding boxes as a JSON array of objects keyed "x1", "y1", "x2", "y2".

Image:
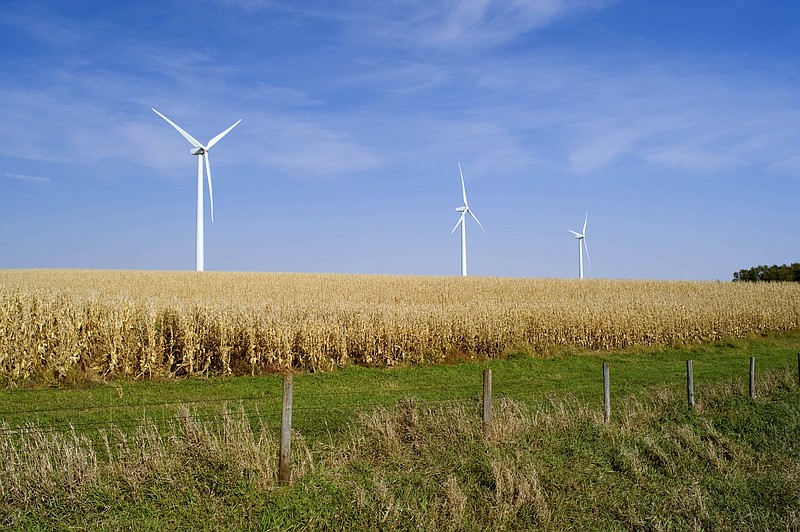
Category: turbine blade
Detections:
[
  {"x1": 467, "y1": 208, "x2": 485, "y2": 232},
  {"x1": 584, "y1": 238, "x2": 591, "y2": 269},
  {"x1": 206, "y1": 119, "x2": 242, "y2": 150},
  {"x1": 582, "y1": 211, "x2": 588, "y2": 234},
  {"x1": 204, "y1": 152, "x2": 214, "y2": 223},
  {"x1": 568, "y1": 230, "x2": 581, "y2": 237},
  {"x1": 451, "y1": 212, "x2": 465, "y2": 234},
  {"x1": 152, "y1": 108, "x2": 204, "y2": 149},
  {"x1": 458, "y1": 162, "x2": 468, "y2": 207}
]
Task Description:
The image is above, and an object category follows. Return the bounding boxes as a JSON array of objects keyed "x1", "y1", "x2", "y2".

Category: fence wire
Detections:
[{"x1": 1, "y1": 358, "x2": 797, "y2": 438}]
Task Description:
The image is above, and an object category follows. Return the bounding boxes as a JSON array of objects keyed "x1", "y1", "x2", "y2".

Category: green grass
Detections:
[
  {"x1": 1, "y1": 332, "x2": 799, "y2": 530},
  {"x1": 2, "y1": 332, "x2": 797, "y2": 437}
]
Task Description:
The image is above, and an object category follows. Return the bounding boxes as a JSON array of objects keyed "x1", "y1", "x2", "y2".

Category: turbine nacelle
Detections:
[
  {"x1": 190, "y1": 147, "x2": 206, "y2": 156},
  {"x1": 455, "y1": 206, "x2": 467, "y2": 212}
]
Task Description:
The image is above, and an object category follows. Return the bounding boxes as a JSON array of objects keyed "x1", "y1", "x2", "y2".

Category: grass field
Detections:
[
  {"x1": 1, "y1": 334, "x2": 799, "y2": 529},
  {"x1": 2, "y1": 269, "x2": 799, "y2": 386},
  {"x1": 1, "y1": 332, "x2": 798, "y2": 437}
]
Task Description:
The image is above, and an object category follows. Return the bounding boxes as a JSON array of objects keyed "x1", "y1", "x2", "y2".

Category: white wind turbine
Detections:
[
  {"x1": 451, "y1": 162, "x2": 484, "y2": 277},
  {"x1": 568, "y1": 211, "x2": 590, "y2": 279},
  {"x1": 153, "y1": 108, "x2": 241, "y2": 272}
]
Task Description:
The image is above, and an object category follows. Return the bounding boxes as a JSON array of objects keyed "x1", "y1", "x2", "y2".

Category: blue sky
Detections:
[{"x1": 1, "y1": 0, "x2": 798, "y2": 280}]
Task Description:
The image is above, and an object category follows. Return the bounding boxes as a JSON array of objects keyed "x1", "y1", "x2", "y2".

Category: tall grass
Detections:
[
  {"x1": 2, "y1": 269, "x2": 799, "y2": 385},
  {"x1": 0, "y1": 404, "x2": 286, "y2": 509},
  {"x1": 2, "y1": 368, "x2": 798, "y2": 530}
]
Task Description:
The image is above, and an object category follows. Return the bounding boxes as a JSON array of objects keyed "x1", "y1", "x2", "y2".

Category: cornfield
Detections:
[{"x1": 1, "y1": 269, "x2": 799, "y2": 385}]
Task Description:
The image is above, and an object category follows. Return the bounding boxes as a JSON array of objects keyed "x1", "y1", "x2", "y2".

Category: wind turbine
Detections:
[
  {"x1": 153, "y1": 108, "x2": 241, "y2": 272},
  {"x1": 451, "y1": 162, "x2": 484, "y2": 277},
  {"x1": 568, "y1": 211, "x2": 590, "y2": 279}
]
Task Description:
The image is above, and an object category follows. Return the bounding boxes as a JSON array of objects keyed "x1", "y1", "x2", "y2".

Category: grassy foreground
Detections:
[{"x1": 1, "y1": 335, "x2": 799, "y2": 529}]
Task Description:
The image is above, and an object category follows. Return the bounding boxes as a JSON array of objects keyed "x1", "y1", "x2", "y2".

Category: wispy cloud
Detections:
[
  {"x1": 214, "y1": 0, "x2": 619, "y2": 49},
  {"x1": 399, "y1": 0, "x2": 619, "y2": 48},
  {"x1": 459, "y1": 52, "x2": 800, "y2": 178},
  {"x1": 0, "y1": 7, "x2": 84, "y2": 46},
  {"x1": 771, "y1": 155, "x2": 800, "y2": 175},
  {"x1": 3, "y1": 44, "x2": 798, "y2": 188},
  {"x1": 248, "y1": 116, "x2": 383, "y2": 177},
  {"x1": 353, "y1": 62, "x2": 454, "y2": 94},
  {"x1": 5, "y1": 172, "x2": 52, "y2": 185},
  {"x1": 1, "y1": 1, "x2": 798, "y2": 187}
]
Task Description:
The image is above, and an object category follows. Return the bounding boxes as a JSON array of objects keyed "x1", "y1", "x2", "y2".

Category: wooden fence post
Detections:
[
  {"x1": 482, "y1": 369, "x2": 492, "y2": 432},
  {"x1": 686, "y1": 359, "x2": 695, "y2": 409},
  {"x1": 749, "y1": 356, "x2": 755, "y2": 399},
  {"x1": 603, "y1": 363, "x2": 610, "y2": 424},
  {"x1": 279, "y1": 373, "x2": 293, "y2": 485}
]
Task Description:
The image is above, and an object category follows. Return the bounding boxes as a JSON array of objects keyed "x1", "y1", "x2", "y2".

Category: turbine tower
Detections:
[
  {"x1": 153, "y1": 108, "x2": 241, "y2": 272},
  {"x1": 451, "y1": 162, "x2": 484, "y2": 277},
  {"x1": 568, "y1": 211, "x2": 590, "y2": 279}
]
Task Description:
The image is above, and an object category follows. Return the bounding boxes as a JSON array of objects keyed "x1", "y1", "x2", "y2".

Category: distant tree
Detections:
[{"x1": 733, "y1": 263, "x2": 800, "y2": 282}]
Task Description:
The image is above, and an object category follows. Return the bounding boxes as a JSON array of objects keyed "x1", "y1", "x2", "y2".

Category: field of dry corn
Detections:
[{"x1": 1, "y1": 269, "x2": 799, "y2": 385}]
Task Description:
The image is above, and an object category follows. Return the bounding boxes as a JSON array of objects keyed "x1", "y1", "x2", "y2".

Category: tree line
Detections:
[{"x1": 733, "y1": 263, "x2": 800, "y2": 282}]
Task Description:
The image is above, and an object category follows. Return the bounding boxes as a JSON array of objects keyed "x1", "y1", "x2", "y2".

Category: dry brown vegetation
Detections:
[{"x1": 1, "y1": 269, "x2": 799, "y2": 385}]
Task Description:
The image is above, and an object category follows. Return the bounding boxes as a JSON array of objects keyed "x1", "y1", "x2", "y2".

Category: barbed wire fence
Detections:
[{"x1": 1, "y1": 353, "x2": 797, "y2": 441}]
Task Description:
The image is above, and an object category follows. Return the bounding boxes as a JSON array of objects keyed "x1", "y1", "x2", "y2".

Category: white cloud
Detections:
[
  {"x1": 0, "y1": 8, "x2": 84, "y2": 45},
  {"x1": 5, "y1": 173, "x2": 52, "y2": 185},
  {"x1": 213, "y1": 0, "x2": 619, "y2": 49},
  {"x1": 354, "y1": 62, "x2": 454, "y2": 94},
  {"x1": 416, "y1": 0, "x2": 617, "y2": 48},
  {"x1": 466, "y1": 52, "x2": 800, "y2": 178},
  {"x1": 771, "y1": 155, "x2": 800, "y2": 175},
  {"x1": 2, "y1": 1, "x2": 798, "y2": 188},
  {"x1": 253, "y1": 118, "x2": 383, "y2": 177},
  {"x1": 415, "y1": 116, "x2": 541, "y2": 178},
  {"x1": 441, "y1": 0, "x2": 616, "y2": 47}
]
